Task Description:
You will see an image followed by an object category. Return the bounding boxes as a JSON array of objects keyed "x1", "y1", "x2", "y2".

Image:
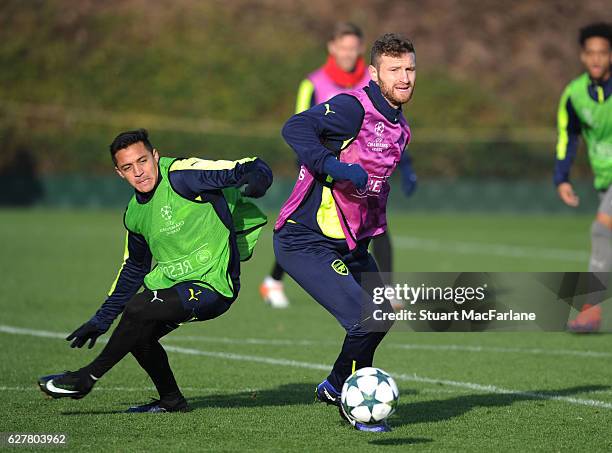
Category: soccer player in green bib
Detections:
[
  {"x1": 38, "y1": 129, "x2": 272, "y2": 412},
  {"x1": 554, "y1": 23, "x2": 612, "y2": 332}
]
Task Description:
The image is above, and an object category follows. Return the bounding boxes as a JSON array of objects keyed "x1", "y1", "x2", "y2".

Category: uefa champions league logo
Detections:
[
  {"x1": 366, "y1": 121, "x2": 391, "y2": 153},
  {"x1": 374, "y1": 122, "x2": 385, "y2": 137},
  {"x1": 368, "y1": 122, "x2": 390, "y2": 151},
  {"x1": 159, "y1": 205, "x2": 184, "y2": 235},
  {"x1": 160, "y1": 205, "x2": 173, "y2": 221}
]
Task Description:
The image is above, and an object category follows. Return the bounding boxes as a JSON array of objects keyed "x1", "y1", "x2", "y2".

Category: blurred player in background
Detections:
[
  {"x1": 274, "y1": 34, "x2": 415, "y2": 431},
  {"x1": 260, "y1": 22, "x2": 417, "y2": 309},
  {"x1": 554, "y1": 23, "x2": 612, "y2": 332},
  {"x1": 38, "y1": 129, "x2": 272, "y2": 411}
]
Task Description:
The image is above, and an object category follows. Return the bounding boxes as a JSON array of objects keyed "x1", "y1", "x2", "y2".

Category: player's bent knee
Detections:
[{"x1": 347, "y1": 317, "x2": 394, "y2": 337}]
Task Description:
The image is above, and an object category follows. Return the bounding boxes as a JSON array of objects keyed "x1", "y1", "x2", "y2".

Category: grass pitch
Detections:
[{"x1": 0, "y1": 209, "x2": 611, "y2": 452}]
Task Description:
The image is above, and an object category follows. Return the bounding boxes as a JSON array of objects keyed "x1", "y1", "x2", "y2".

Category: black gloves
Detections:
[
  {"x1": 66, "y1": 320, "x2": 107, "y2": 349},
  {"x1": 236, "y1": 171, "x2": 271, "y2": 198}
]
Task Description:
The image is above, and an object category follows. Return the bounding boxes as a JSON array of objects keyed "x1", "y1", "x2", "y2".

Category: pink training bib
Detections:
[{"x1": 275, "y1": 86, "x2": 411, "y2": 250}]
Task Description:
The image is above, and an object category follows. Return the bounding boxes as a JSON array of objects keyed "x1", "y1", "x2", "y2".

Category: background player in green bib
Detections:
[
  {"x1": 38, "y1": 129, "x2": 272, "y2": 412},
  {"x1": 554, "y1": 23, "x2": 612, "y2": 332}
]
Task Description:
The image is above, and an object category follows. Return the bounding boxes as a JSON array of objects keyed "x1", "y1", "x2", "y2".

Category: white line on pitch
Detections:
[
  {"x1": 161, "y1": 335, "x2": 612, "y2": 359},
  {"x1": 167, "y1": 335, "x2": 328, "y2": 347},
  {"x1": 1, "y1": 324, "x2": 611, "y2": 410},
  {"x1": 0, "y1": 386, "x2": 256, "y2": 393},
  {"x1": 393, "y1": 236, "x2": 589, "y2": 262},
  {"x1": 1, "y1": 324, "x2": 609, "y2": 359},
  {"x1": 390, "y1": 343, "x2": 612, "y2": 358}
]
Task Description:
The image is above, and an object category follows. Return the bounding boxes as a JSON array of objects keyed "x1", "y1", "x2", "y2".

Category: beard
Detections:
[{"x1": 378, "y1": 78, "x2": 414, "y2": 107}]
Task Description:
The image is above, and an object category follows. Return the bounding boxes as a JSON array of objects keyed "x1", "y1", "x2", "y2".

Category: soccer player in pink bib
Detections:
[
  {"x1": 273, "y1": 33, "x2": 416, "y2": 432},
  {"x1": 261, "y1": 23, "x2": 417, "y2": 309}
]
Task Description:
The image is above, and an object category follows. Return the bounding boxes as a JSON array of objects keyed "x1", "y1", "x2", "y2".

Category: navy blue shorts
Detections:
[
  {"x1": 274, "y1": 222, "x2": 387, "y2": 335},
  {"x1": 172, "y1": 282, "x2": 233, "y2": 322}
]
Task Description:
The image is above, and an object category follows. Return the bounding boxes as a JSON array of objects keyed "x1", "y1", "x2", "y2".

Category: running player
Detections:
[
  {"x1": 38, "y1": 129, "x2": 272, "y2": 411},
  {"x1": 274, "y1": 34, "x2": 416, "y2": 431},
  {"x1": 554, "y1": 23, "x2": 612, "y2": 332}
]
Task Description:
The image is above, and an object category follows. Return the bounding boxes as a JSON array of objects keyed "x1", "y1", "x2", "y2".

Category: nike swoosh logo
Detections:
[
  {"x1": 46, "y1": 379, "x2": 79, "y2": 394},
  {"x1": 323, "y1": 389, "x2": 336, "y2": 401}
]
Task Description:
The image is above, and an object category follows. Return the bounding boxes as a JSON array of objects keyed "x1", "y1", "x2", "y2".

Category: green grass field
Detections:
[{"x1": 1, "y1": 209, "x2": 611, "y2": 452}]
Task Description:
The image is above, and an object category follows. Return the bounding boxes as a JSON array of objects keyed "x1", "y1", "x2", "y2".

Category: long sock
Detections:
[
  {"x1": 372, "y1": 233, "x2": 393, "y2": 286},
  {"x1": 327, "y1": 331, "x2": 387, "y2": 391}
]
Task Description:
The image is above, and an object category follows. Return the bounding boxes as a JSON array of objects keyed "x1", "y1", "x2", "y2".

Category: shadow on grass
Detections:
[
  {"x1": 369, "y1": 437, "x2": 433, "y2": 446},
  {"x1": 392, "y1": 384, "x2": 609, "y2": 427},
  {"x1": 60, "y1": 383, "x2": 609, "y2": 424},
  {"x1": 60, "y1": 384, "x2": 418, "y2": 415}
]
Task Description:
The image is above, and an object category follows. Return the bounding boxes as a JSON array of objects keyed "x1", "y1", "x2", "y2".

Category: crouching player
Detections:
[
  {"x1": 273, "y1": 34, "x2": 416, "y2": 431},
  {"x1": 38, "y1": 129, "x2": 272, "y2": 412}
]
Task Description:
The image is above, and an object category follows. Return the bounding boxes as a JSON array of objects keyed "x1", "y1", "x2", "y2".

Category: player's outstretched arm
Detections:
[
  {"x1": 66, "y1": 231, "x2": 151, "y2": 348},
  {"x1": 168, "y1": 157, "x2": 273, "y2": 199}
]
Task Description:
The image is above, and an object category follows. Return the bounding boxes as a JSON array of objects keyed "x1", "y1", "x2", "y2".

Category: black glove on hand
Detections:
[
  {"x1": 236, "y1": 171, "x2": 270, "y2": 198},
  {"x1": 66, "y1": 320, "x2": 107, "y2": 349}
]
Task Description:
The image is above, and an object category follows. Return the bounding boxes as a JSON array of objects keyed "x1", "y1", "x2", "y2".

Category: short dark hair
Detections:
[
  {"x1": 579, "y1": 22, "x2": 612, "y2": 47},
  {"x1": 370, "y1": 33, "x2": 415, "y2": 68},
  {"x1": 109, "y1": 128, "x2": 154, "y2": 163},
  {"x1": 330, "y1": 22, "x2": 363, "y2": 42}
]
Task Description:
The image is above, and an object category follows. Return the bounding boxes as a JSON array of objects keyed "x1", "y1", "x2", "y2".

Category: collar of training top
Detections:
[
  {"x1": 587, "y1": 67, "x2": 612, "y2": 102},
  {"x1": 364, "y1": 80, "x2": 403, "y2": 124}
]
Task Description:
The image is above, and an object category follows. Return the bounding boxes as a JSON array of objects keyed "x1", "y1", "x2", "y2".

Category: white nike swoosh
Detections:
[
  {"x1": 323, "y1": 389, "x2": 336, "y2": 401},
  {"x1": 46, "y1": 379, "x2": 79, "y2": 394}
]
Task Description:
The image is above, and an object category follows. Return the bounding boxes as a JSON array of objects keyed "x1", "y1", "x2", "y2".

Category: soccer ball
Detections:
[{"x1": 341, "y1": 367, "x2": 399, "y2": 424}]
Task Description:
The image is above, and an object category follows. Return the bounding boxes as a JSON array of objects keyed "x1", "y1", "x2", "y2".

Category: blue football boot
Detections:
[
  {"x1": 339, "y1": 404, "x2": 392, "y2": 432},
  {"x1": 315, "y1": 379, "x2": 341, "y2": 406}
]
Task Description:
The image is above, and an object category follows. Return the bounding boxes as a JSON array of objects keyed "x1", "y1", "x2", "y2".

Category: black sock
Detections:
[
  {"x1": 132, "y1": 340, "x2": 183, "y2": 401},
  {"x1": 327, "y1": 331, "x2": 387, "y2": 391},
  {"x1": 371, "y1": 233, "x2": 392, "y2": 285},
  {"x1": 271, "y1": 261, "x2": 285, "y2": 281}
]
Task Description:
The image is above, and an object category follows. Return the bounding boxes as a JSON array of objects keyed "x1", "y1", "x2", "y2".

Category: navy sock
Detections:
[
  {"x1": 270, "y1": 261, "x2": 285, "y2": 281},
  {"x1": 327, "y1": 331, "x2": 387, "y2": 391}
]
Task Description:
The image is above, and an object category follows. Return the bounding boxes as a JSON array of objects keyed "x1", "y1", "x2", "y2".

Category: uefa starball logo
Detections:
[
  {"x1": 368, "y1": 121, "x2": 390, "y2": 152},
  {"x1": 374, "y1": 122, "x2": 385, "y2": 137},
  {"x1": 160, "y1": 205, "x2": 173, "y2": 221},
  {"x1": 159, "y1": 204, "x2": 184, "y2": 235}
]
